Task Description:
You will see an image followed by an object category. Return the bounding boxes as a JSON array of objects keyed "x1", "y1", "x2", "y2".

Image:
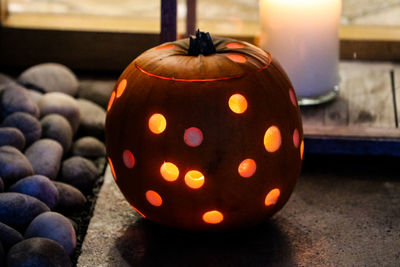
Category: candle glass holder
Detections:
[{"x1": 259, "y1": 0, "x2": 342, "y2": 105}]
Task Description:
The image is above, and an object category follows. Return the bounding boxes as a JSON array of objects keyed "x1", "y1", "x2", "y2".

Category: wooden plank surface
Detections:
[{"x1": 302, "y1": 62, "x2": 396, "y2": 129}]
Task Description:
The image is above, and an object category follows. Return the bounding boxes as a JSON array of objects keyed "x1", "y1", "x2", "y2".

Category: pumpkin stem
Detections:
[{"x1": 188, "y1": 29, "x2": 216, "y2": 56}]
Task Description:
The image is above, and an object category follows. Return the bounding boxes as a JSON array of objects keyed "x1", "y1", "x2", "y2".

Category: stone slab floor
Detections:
[{"x1": 78, "y1": 155, "x2": 400, "y2": 266}]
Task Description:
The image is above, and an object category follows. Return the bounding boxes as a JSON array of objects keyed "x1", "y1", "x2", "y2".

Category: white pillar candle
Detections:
[{"x1": 259, "y1": 0, "x2": 341, "y2": 102}]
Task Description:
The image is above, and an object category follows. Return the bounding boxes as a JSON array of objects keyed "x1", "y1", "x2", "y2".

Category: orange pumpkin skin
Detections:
[{"x1": 106, "y1": 35, "x2": 303, "y2": 231}]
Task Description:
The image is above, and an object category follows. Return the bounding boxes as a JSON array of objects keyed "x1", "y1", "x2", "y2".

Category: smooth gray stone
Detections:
[
  {"x1": 53, "y1": 181, "x2": 87, "y2": 210},
  {"x1": 25, "y1": 211, "x2": 76, "y2": 255},
  {"x1": 0, "y1": 83, "x2": 39, "y2": 119},
  {"x1": 2, "y1": 112, "x2": 42, "y2": 145},
  {"x1": 0, "y1": 127, "x2": 26, "y2": 150},
  {"x1": 7, "y1": 237, "x2": 72, "y2": 267},
  {"x1": 77, "y1": 98, "x2": 105, "y2": 138},
  {"x1": 59, "y1": 156, "x2": 99, "y2": 192},
  {"x1": 0, "y1": 73, "x2": 14, "y2": 85},
  {"x1": 0, "y1": 192, "x2": 49, "y2": 228},
  {"x1": 9, "y1": 175, "x2": 59, "y2": 209},
  {"x1": 38, "y1": 92, "x2": 80, "y2": 133},
  {"x1": 78, "y1": 80, "x2": 115, "y2": 109},
  {"x1": 0, "y1": 221, "x2": 23, "y2": 251},
  {"x1": 0, "y1": 146, "x2": 34, "y2": 187},
  {"x1": 72, "y1": 136, "x2": 106, "y2": 158},
  {"x1": 28, "y1": 89, "x2": 43, "y2": 104},
  {"x1": 41, "y1": 114, "x2": 73, "y2": 154},
  {"x1": 18, "y1": 63, "x2": 79, "y2": 96},
  {"x1": 25, "y1": 139, "x2": 63, "y2": 180},
  {"x1": 52, "y1": 181, "x2": 87, "y2": 211},
  {"x1": 0, "y1": 177, "x2": 3, "y2": 192}
]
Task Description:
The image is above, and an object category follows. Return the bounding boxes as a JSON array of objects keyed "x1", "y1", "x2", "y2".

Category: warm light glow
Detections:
[
  {"x1": 148, "y1": 113, "x2": 167, "y2": 134},
  {"x1": 122, "y1": 149, "x2": 135, "y2": 169},
  {"x1": 228, "y1": 94, "x2": 248, "y2": 114},
  {"x1": 264, "y1": 126, "x2": 282, "y2": 152},
  {"x1": 136, "y1": 64, "x2": 271, "y2": 82},
  {"x1": 108, "y1": 157, "x2": 116, "y2": 181},
  {"x1": 156, "y1": 44, "x2": 174, "y2": 50},
  {"x1": 293, "y1": 129, "x2": 300, "y2": 148},
  {"x1": 265, "y1": 188, "x2": 280, "y2": 206},
  {"x1": 116, "y1": 79, "x2": 127, "y2": 98},
  {"x1": 238, "y1": 159, "x2": 257, "y2": 178},
  {"x1": 107, "y1": 91, "x2": 115, "y2": 112},
  {"x1": 202, "y1": 210, "x2": 224, "y2": 224},
  {"x1": 227, "y1": 54, "x2": 247, "y2": 63},
  {"x1": 300, "y1": 140, "x2": 304, "y2": 160},
  {"x1": 160, "y1": 162, "x2": 179, "y2": 182},
  {"x1": 131, "y1": 205, "x2": 146, "y2": 218},
  {"x1": 226, "y1": 42, "x2": 245, "y2": 49},
  {"x1": 145, "y1": 190, "x2": 163, "y2": 207},
  {"x1": 289, "y1": 89, "x2": 297, "y2": 107},
  {"x1": 184, "y1": 127, "x2": 203, "y2": 147},
  {"x1": 184, "y1": 170, "x2": 205, "y2": 189}
]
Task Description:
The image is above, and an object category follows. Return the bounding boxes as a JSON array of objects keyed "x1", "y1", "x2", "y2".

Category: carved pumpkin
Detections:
[{"x1": 106, "y1": 31, "x2": 303, "y2": 230}]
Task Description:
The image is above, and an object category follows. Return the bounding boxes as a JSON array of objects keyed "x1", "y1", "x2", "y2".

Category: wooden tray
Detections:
[{"x1": 302, "y1": 61, "x2": 400, "y2": 156}]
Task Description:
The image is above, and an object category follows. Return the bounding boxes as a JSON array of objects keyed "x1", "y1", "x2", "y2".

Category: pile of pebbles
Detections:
[{"x1": 0, "y1": 63, "x2": 112, "y2": 266}]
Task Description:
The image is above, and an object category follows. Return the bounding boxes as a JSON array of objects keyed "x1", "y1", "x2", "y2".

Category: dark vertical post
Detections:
[
  {"x1": 186, "y1": 0, "x2": 197, "y2": 37},
  {"x1": 160, "y1": 0, "x2": 177, "y2": 43}
]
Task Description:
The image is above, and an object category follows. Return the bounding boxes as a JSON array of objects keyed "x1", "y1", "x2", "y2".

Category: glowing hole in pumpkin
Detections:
[
  {"x1": 156, "y1": 44, "x2": 174, "y2": 50},
  {"x1": 202, "y1": 210, "x2": 224, "y2": 224},
  {"x1": 122, "y1": 149, "x2": 135, "y2": 169},
  {"x1": 293, "y1": 129, "x2": 300, "y2": 148},
  {"x1": 108, "y1": 157, "x2": 116, "y2": 181},
  {"x1": 264, "y1": 126, "x2": 281, "y2": 152},
  {"x1": 148, "y1": 113, "x2": 167, "y2": 134},
  {"x1": 265, "y1": 188, "x2": 280, "y2": 206},
  {"x1": 107, "y1": 91, "x2": 116, "y2": 112},
  {"x1": 116, "y1": 79, "x2": 127, "y2": 98},
  {"x1": 184, "y1": 127, "x2": 203, "y2": 147},
  {"x1": 300, "y1": 140, "x2": 304, "y2": 160},
  {"x1": 146, "y1": 190, "x2": 163, "y2": 207},
  {"x1": 227, "y1": 54, "x2": 247, "y2": 63},
  {"x1": 184, "y1": 170, "x2": 205, "y2": 189},
  {"x1": 238, "y1": 159, "x2": 256, "y2": 178},
  {"x1": 160, "y1": 162, "x2": 179, "y2": 182},
  {"x1": 289, "y1": 88, "x2": 297, "y2": 107},
  {"x1": 229, "y1": 94, "x2": 248, "y2": 114},
  {"x1": 226, "y1": 42, "x2": 245, "y2": 49},
  {"x1": 131, "y1": 205, "x2": 146, "y2": 218}
]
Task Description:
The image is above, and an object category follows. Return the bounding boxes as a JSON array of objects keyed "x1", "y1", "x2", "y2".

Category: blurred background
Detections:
[{"x1": 3, "y1": 0, "x2": 400, "y2": 35}]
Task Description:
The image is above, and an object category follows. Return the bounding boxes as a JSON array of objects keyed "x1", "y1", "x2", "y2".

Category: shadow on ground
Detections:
[{"x1": 113, "y1": 217, "x2": 303, "y2": 267}]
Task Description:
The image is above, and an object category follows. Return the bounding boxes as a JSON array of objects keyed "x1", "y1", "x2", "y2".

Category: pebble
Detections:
[
  {"x1": 0, "y1": 146, "x2": 34, "y2": 187},
  {"x1": 0, "y1": 177, "x2": 3, "y2": 192},
  {"x1": 0, "y1": 127, "x2": 26, "y2": 150},
  {"x1": 0, "y1": 221, "x2": 23, "y2": 251},
  {"x1": 2, "y1": 112, "x2": 42, "y2": 145},
  {"x1": 41, "y1": 114, "x2": 73, "y2": 154},
  {"x1": 72, "y1": 136, "x2": 106, "y2": 158},
  {"x1": 7, "y1": 237, "x2": 72, "y2": 267},
  {"x1": 52, "y1": 181, "x2": 87, "y2": 211},
  {"x1": 25, "y1": 211, "x2": 76, "y2": 255},
  {"x1": 0, "y1": 242, "x2": 3, "y2": 266},
  {"x1": 0, "y1": 83, "x2": 39, "y2": 119},
  {"x1": 0, "y1": 192, "x2": 49, "y2": 228},
  {"x1": 28, "y1": 89, "x2": 43, "y2": 104},
  {"x1": 59, "y1": 156, "x2": 99, "y2": 192},
  {"x1": 18, "y1": 63, "x2": 79, "y2": 96},
  {"x1": 77, "y1": 98, "x2": 106, "y2": 138},
  {"x1": 25, "y1": 139, "x2": 63, "y2": 180},
  {"x1": 38, "y1": 92, "x2": 80, "y2": 133},
  {"x1": 78, "y1": 80, "x2": 115, "y2": 109},
  {"x1": 0, "y1": 73, "x2": 14, "y2": 86},
  {"x1": 8, "y1": 175, "x2": 59, "y2": 209}
]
